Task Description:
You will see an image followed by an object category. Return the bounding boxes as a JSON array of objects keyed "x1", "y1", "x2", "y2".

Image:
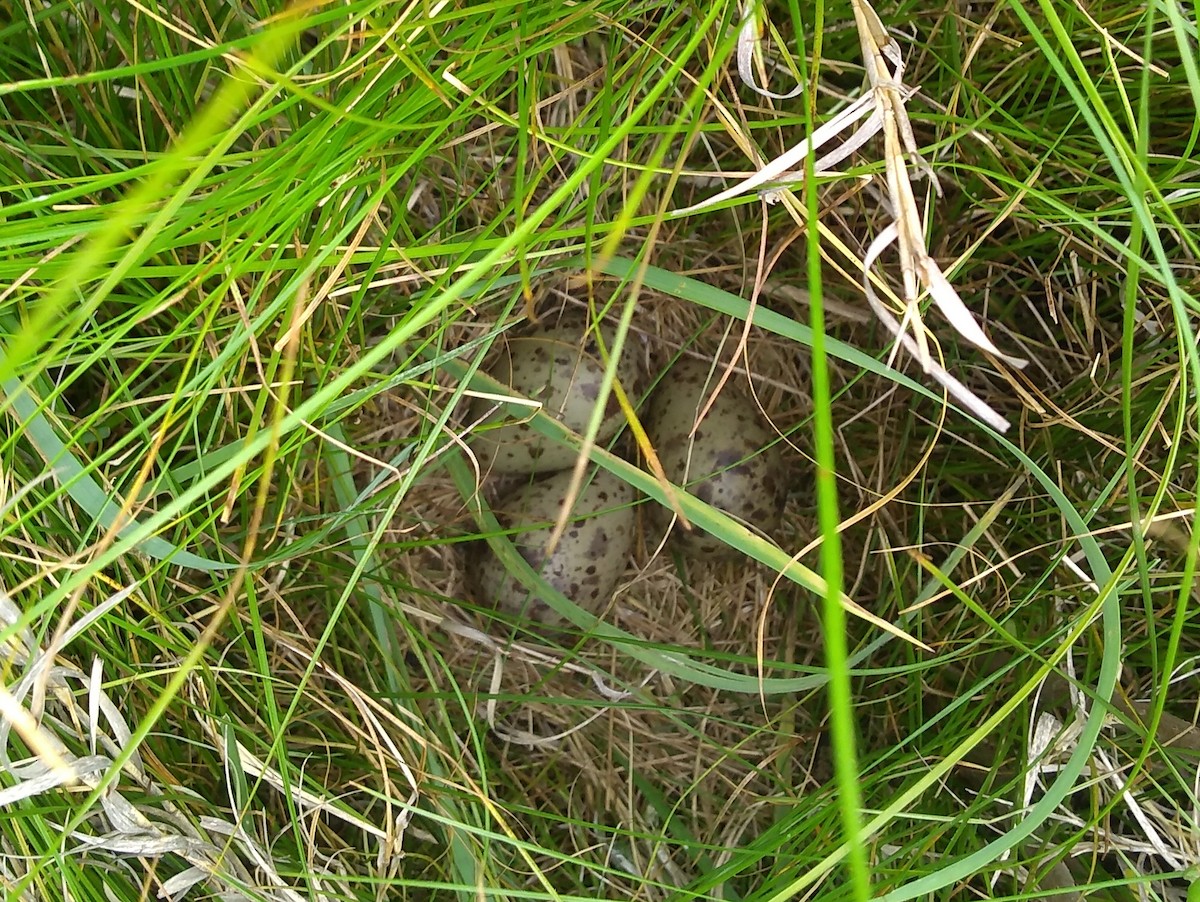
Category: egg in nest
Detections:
[
  {"x1": 474, "y1": 467, "x2": 637, "y2": 630},
  {"x1": 469, "y1": 319, "x2": 640, "y2": 476},
  {"x1": 647, "y1": 359, "x2": 785, "y2": 556}
]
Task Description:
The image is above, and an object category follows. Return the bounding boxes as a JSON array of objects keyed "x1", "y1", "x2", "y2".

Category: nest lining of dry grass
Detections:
[{"x1": 332, "y1": 271, "x2": 922, "y2": 881}]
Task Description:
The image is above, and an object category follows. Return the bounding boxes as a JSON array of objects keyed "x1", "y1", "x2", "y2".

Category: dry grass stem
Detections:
[{"x1": 680, "y1": 0, "x2": 1030, "y2": 432}]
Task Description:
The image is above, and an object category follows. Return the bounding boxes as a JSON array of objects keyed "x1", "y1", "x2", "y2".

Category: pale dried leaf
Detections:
[
  {"x1": 736, "y1": 4, "x2": 803, "y2": 100},
  {"x1": 863, "y1": 223, "x2": 1012, "y2": 431},
  {"x1": 159, "y1": 866, "x2": 210, "y2": 899},
  {"x1": 101, "y1": 787, "x2": 156, "y2": 835},
  {"x1": 72, "y1": 832, "x2": 207, "y2": 857},
  {"x1": 1094, "y1": 744, "x2": 1184, "y2": 870},
  {"x1": 919, "y1": 257, "x2": 1029, "y2": 368},
  {"x1": 1024, "y1": 711, "x2": 1066, "y2": 808},
  {"x1": 0, "y1": 754, "x2": 109, "y2": 805},
  {"x1": 670, "y1": 91, "x2": 876, "y2": 215}
]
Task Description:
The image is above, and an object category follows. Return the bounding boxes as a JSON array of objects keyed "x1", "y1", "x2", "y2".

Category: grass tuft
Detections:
[{"x1": 0, "y1": 1, "x2": 1197, "y2": 900}]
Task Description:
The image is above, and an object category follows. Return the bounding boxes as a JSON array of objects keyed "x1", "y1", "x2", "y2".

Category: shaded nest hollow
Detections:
[{"x1": 351, "y1": 276, "x2": 851, "y2": 879}]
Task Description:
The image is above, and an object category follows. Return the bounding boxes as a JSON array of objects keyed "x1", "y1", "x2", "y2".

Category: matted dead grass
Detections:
[{"x1": 332, "y1": 262, "x2": 921, "y2": 885}]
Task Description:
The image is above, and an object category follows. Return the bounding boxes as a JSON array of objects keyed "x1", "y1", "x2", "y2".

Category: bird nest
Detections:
[{"x1": 346, "y1": 276, "x2": 879, "y2": 892}]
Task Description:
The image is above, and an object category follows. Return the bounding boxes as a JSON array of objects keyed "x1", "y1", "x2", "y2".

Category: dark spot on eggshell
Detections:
[
  {"x1": 517, "y1": 544, "x2": 545, "y2": 569},
  {"x1": 647, "y1": 359, "x2": 786, "y2": 557},
  {"x1": 468, "y1": 319, "x2": 643, "y2": 475},
  {"x1": 710, "y1": 449, "x2": 749, "y2": 473},
  {"x1": 588, "y1": 529, "x2": 609, "y2": 557},
  {"x1": 475, "y1": 468, "x2": 637, "y2": 630}
]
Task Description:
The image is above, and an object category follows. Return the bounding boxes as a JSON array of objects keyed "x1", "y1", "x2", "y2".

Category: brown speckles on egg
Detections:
[
  {"x1": 468, "y1": 320, "x2": 642, "y2": 476},
  {"x1": 647, "y1": 359, "x2": 786, "y2": 556},
  {"x1": 473, "y1": 468, "x2": 637, "y2": 630}
]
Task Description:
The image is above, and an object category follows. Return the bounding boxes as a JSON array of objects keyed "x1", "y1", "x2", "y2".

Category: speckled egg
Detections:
[
  {"x1": 648, "y1": 359, "x2": 785, "y2": 556},
  {"x1": 470, "y1": 320, "x2": 640, "y2": 476},
  {"x1": 475, "y1": 468, "x2": 637, "y2": 629}
]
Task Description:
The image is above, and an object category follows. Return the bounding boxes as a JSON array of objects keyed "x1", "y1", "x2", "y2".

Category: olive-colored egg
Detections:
[
  {"x1": 475, "y1": 468, "x2": 636, "y2": 629},
  {"x1": 648, "y1": 359, "x2": 785, "y2": 556},
  {"x1": 470, "y1": 320, "x2": 640, "y2": 476}
]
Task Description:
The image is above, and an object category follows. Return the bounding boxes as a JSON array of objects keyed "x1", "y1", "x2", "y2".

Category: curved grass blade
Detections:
[{"x1": 580, "y1": 258, "x2": 1121, "y2": 902}]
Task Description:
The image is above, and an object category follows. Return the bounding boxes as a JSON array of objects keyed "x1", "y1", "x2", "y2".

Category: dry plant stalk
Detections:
[
  {"x1": 0, "y1": 586, "x2": 359, "y2": 901},
  {"x1": 678, "y1": 0, "x2": 1028, "y2": 432}
]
